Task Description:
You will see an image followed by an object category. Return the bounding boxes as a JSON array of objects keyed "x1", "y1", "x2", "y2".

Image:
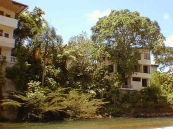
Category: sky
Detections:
[{"x1": 16, "y1": 0, "x2": 173, "y2": 46}]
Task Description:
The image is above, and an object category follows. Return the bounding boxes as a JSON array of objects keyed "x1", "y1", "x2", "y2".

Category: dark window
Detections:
[
  {"x1": 4, "y1": 33, "x2": 9, "y2": 38},
  {"x1": 5, "y1": 14, "x2": 10, "y2": 17},
  {"x1": 108, "y1": 65, "x2": 114, "y2": 73},
  {"x1": 132, "y1": 77, "x2": 141, "y2": 82},
  {"x1": 144, "y1": 53, "x2": 150, "y2": 60},
  {"x1": 0, "y1": 11, "x2": 4, "y2": 15},
  {"x1": 142, "y1": 79, "x2": 147, "y2": 87},
  {"x1": 125, "y1": 80, "x2": 128, "y2": 85},
  {"x1": 0, "y1": 30, "x2": 3, "y2": 36},
  {"x1": 143, "y1": 65, "x2": 150, "y2": 73}
]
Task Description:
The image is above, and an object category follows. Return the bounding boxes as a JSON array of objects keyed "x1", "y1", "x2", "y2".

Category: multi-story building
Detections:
[
  {"x1": 104, "y1": 50, "x2": 158, "y2": 91},
  {"x1": 0, "y1": 0, "x2": 28, "y2": 65},
  {"x1": 0, "y1": 0, "x2": 28, "y2": 121},
  {"x1": 120, "y1": 50, "x2": 158, "y2": 91}
]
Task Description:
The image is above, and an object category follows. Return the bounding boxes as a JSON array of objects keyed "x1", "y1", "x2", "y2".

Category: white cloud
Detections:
[
  {"x1": 165, "y1": 35, "x2": 173, "y2": 47},
  {"x1": 163, "y1": 13, "x2": 170, "y2": 19},
  {"x1": 87, "y1": 9, "x2": 111, "y2": 21}
]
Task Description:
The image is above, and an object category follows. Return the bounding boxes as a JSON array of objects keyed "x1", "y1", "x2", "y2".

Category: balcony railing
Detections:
[
  {"x1": 121, "y1": 85, "x2": 132, "y2": 89},
  {"x1": 0, "y1": 55, "x2": 17, "y2": 64},
  {"x1": 9, "y1": 56, "x2": 17, "y2": 63}
]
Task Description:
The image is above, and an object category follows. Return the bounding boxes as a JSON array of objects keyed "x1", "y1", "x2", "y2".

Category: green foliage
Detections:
[
  {"x1": 91, "y1": 9, "x2": 165, "y2": 82},
  {"x1": 140, "y1": 86, "x2": 161, "y2": 107},
  {"x1": 62, "y1": 90, "x2": 106, "y2": 119},
  {"x1": 104, "y1": 86, "x2": 167, "y2": 116},
  {"x1": 150, "y1": 71, "x2": 173, "y2": 95},
  {"x1": 4, "y1": 7, "x2": 171, "y2": 121},
  {"x1": 13, "y1": 7, "x2": 46, "y2": 43},
  {"x1": 4, "y1": 80, "x2": 106, "y2": 121},
  {"x1": 0, "y1": 57, "x2": 6, "y2": 85},
  {"x1": 155, "y1": 47, "x2": 173, "y2": 69},
  {"x1": 150, "y1": 71, "x2": 173, "y2": 106},
  {"x1": 5, "y1": 47, "x2": 42, "y2": 91},
  {"x1": 167, "y1": 93, "x2": 173, "y2": 105}
]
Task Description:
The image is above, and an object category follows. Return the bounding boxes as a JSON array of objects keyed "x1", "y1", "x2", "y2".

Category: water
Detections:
[{"x1": 0, "y1": 118, "x2": 173, "y2": 129}]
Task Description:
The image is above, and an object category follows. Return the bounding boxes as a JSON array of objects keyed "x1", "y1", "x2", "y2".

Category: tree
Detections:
[
  {"x1": 67, "y1": 32, "x2": 98, "y2": 89},
  {"x1": 150, "y1": 71, "x2": 173, "y2": 96},
  {"x1": 155, "y1": 47, "x2": 173, "y2": 72},
  {"x1": 6, "y1": 7, "x2": 47, "y2": 91},
  {"x1": 28, "y1": 25, "x2": 63, "y2": 87},
  {"x1": 67, "y1": 32, "x2": 112, "y2": 97},
  {"x1": 150, "y1": 71, "x2": 173, "y2": 105},
  {"x1": 13, "y1": 7, "x2": 46, "y2": 49},
  {"x1": 91, "y1": 9, "x2": 165, "y2": 82}
]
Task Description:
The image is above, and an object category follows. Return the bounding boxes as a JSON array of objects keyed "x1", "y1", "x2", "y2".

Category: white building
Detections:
[
  {"x1": 103, "y1": 50, "x2": 158, "y2": 91},
  {"x1": 0, "y1": 0, "x2": 28, "y2": 64},
  {"x1": 120, "y1": 50, "x2": 158, "y2": 91}
]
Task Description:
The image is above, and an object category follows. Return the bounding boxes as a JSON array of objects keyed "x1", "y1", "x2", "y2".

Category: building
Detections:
[
  {"x1": 0, "y1": 0, "x2": 28, "y2": 121},
  {"x1": 104, "y1": 50, "x2": 158, "y2": 91},
  {"x1": 120, "y1": 50, "x2": 158, "y2": 91},
  {"x1": 0, "y1": 0, "x2": 28, "y2": 65}
]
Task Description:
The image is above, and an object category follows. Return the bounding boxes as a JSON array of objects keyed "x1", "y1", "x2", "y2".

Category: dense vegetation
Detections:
[{"x1": 1, "y1": 8, "x2": 173, "y2": 121}]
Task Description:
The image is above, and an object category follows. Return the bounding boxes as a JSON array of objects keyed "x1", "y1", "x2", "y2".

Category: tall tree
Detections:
[
  {"x1": 13, "y1": 7, "x2": 46, "y2": 48},
  {"x1": 28, "y1": 25, "x2": 63, "y2": 87},
  {"x1": 91, "y1": 9, "x2": 165, "y2": 82}
]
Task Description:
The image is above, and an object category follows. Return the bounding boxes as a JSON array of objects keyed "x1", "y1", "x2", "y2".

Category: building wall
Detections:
[
  {"x1": 101, "y1": 50, "x2": 154, "y2": 91},
  {"x1": 129, "y1": 50, "x2": 151, "y2": 90},
  {"x1": 0, "y1": 6, "x2": 15, "y2": 18},
  {"x1": 0, "y1": 7, "x2": 16, "y2": 59},
  {"x1": 0, "y1": 6, "x2": 18, "y2": 29},
  {"x1": 0, "y1": 24, "x2": 14, "y2": 39}
]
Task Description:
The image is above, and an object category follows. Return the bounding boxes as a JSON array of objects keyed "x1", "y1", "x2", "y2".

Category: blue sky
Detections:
[{"x1": 16, "y1": 0, "x2": 173, "y2": 46}]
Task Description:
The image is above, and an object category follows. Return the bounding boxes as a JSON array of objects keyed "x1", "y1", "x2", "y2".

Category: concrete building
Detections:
[
  {"x1": 120, "y1": 50, "x2": 158, "y2": 91},
  {"x1": 0, "y1": 0, "x2": 28, "y2": 64},
  {"x1": 0, "y1": 0, "x2": 28, "y2": 121},
  {"x1": 103, "y1": 50, "x2": 158, "y2": 91}
]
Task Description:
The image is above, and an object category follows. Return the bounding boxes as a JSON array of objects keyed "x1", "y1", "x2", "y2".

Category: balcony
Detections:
[
  {"x1": 0, "y1": 15, "x2": 17, "y2": 28},
  {"x1": 120, "y1": 85, "x2": 133, "y2": 92},
  {"x1": 132, "y1": 72, "x2": 151, "y2": 78},
  {"x1": 0, "y1": 55, "x2": 17, "y2": 67},
  {"x1": 0, "y1": 36, "x2": 15, "y2": 48}
]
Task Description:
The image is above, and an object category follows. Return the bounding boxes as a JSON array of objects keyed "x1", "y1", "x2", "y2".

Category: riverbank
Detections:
[
  {"x1": 1, "y1": 118, "x2": 173, "y2": 129},
  {"x1": 95, "y1": 108, "x2": 173, "y2": 119}
]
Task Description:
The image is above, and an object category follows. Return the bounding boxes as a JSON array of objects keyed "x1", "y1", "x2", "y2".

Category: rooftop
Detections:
[{"x1": 0, "y1": 0, "x2": 28, "y2": 16}]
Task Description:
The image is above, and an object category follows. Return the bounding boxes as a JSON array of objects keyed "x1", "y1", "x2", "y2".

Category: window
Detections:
[
  {"x1": 144, "y1": 53, "x2": 150, "y2": 60},
  {"x1": 125, "y1": 80, "x2": 128, "y2": 85},
  {"x1": 0, "y1": 30, "x2": 3, "y2": 36},
  {"x1": 108, "y1": 64, "x2": 114, "y2": 73},
  {"x1": 0, "y1": 11, "x2": 4, "y2": 15},
  {"x1": 4, "y1": 33, "x2": 9, "y2": 38},
  {"x1": 132, "y1": 77, "x2": 141, "y2": 82},
  {"x1": 5, "y1": 14, "x2": 10, "y2": 17},
  {"x1": 143, "y1": 65, "x2": 150, "y2": 73},
  {"x1": 142, "y1": 79, "x2": 148, "y2": 87}
]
